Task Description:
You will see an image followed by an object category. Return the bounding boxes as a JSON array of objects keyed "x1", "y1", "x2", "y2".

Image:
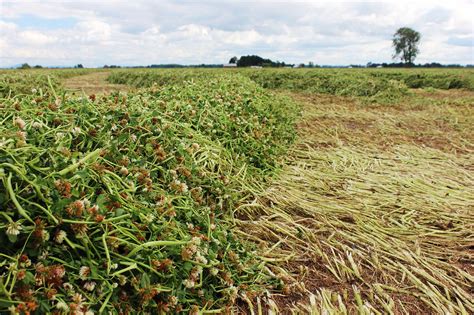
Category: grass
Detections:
[{"x1": 235, "y1": 90, "x2": 474, "y2": 313}]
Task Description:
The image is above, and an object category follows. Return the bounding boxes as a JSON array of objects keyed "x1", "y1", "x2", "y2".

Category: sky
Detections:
[{"x1": 0, "y1": 0, "x2": 473, "y2": 67}]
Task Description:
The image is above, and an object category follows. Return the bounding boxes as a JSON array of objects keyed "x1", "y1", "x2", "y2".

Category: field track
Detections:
[
  {"x1": 61, "y1": 73, "x2": 474, "y2": 314},
  {"x1": 63, "y1": 71, "x2": 130, "y2": 94}
]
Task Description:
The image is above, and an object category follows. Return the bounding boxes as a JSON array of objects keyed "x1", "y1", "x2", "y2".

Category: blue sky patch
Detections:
[{"x1": 7, "y1": 14, "x2": 77, "y2": 30}]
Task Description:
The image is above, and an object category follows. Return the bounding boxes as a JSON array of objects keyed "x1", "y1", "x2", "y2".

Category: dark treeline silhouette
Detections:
[
  {"x1": 17, "y1": 63, "x2": 42, "y2": 69},
  {"x1": 144, "y1": 64, "x2": 223, "y2": 68},
  {"x1": 366, "y1": 62, "x2": 467, "y2": 68},
  {"x1": 234, "y1": 55, "x2": 290, "y2": 67},
  {"x1": 107, "y1": 64, "x2": 224, "y2": 68},
  {"x1": 12, "y1": 61, "x2": 473, "y2": 70}
]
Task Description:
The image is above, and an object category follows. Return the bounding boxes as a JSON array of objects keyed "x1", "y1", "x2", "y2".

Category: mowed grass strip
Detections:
[
  {"x1": 63, "y1": 71, "x2": 131, "y2": 95},
  {"x1": 235, "y1": 90, "x2": 474, "y2": 314}
]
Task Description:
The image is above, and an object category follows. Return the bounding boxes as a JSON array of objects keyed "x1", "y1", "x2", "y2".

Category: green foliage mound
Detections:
[
  {"x1": 107, "y1": 69, "x2": 213, "y2": 88},
  {"x1": 0, "y1": 73, "x2": 61, "y2": 98},
  {"x1": 0, "y1": 75, "x2": 297, "y2": 313}
]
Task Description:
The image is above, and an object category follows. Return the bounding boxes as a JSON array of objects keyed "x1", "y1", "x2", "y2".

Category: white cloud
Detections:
[
  {"x1": 0, "y1": 0, "x2": 472, "y2": 67},
  {"x1": 74, "y1": 20, "x2": 113, "y2": 42},
  {"x1": 18, "y1": 30, "x2": 57, "y2": 45}
]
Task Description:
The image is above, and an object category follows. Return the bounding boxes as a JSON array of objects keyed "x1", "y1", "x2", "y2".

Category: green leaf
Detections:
[
  {"x1": 140, "y1": 273, "x2": 150, "y2": 288},
  {"x1": 183, "y1": 261, "x2": 193, "y2": 273},
  {"x1": 7, "y1": 234, "x2": 17, "y2": 243}
]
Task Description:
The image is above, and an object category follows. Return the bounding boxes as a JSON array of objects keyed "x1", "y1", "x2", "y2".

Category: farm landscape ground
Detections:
[{"x1": 0, "y1": 68, "x2": 473, "y2": 314}]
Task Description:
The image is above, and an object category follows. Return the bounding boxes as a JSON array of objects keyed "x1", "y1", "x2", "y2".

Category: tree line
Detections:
[{"x1": 228, "y1": 55, "x2": 291, "y2": 67}]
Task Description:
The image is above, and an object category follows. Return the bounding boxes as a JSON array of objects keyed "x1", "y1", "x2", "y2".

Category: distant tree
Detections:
[
  {"x1": 33, "y1": 65, "x2": 43, "y2": 69},
  {"x1": 19, "y1": 63, "x2": 31, "y2": 69},
  {"x1": 237, "y1": 55, "x2": 274, "y2": 67},
  {"x1": 308, "y1": 61, "x2": 314, "y2": 68},
  {"x1": 392, "y1": 27, "x2": 421, "y2": 65},
  {"x1": 229, "y1": 56, "x2": 238, "y2": 64},
  {"x1": 75, "y1": 64, "x2": 84, "y2": 68}
]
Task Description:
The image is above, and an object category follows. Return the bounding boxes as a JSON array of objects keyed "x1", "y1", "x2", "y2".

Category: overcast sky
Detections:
[{"x1": 0, "y1": 0, "x2": 472, "y2": 67}]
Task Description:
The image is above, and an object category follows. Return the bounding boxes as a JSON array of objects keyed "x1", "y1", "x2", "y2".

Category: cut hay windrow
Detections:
[
  {"x1": 236, "y1": 92, "x2": 474, "y2": 314},
  {"x1": 0, "y1": 74, "x2": 298, "y2": 313}
]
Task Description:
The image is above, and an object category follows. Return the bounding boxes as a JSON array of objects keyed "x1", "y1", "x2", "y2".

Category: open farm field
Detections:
[{"x1": 1, "y1": 68, "x2": 473, "y2": 314}]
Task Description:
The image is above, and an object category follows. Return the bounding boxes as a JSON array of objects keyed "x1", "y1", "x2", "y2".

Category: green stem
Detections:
[
  {"x1": 99, "y1": 289, "x2": 114, "y2": 314},
  {"x1": 111, "y1": 263, "x2": 138, "y2": 276},
  {"x1": 5, "y1": 173, "x2": 33, "y2": 223},
  {"x1": 56, "y1": 148, "x2": 102, "y2": 176},
  {"x1": 47, "y1": 75, "x2": 57, "y2": 99},
  {"x1": 127, "y1": 240, "x2": 188, "y2": 257}
]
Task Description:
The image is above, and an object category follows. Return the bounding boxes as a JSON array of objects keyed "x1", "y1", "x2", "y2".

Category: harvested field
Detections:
[
  {"x1": 1, "y1": 68, "x2": 473, "y2": 314},
  {"x1": 236, "y1": 89, "x2": 474, "y2": 314}
]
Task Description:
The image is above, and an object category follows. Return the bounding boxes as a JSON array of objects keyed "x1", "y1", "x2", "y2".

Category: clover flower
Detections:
[
  {"x1": 195, "y1": 252, "x2": 208, "y2": 265},
  {"x1": 169, "y1": 169, "x2": 177, "y2": 178},
  {"x1": 118, "y1": 275, "x2": 127, "y2": 286},
  {"x1": 190, "y1": 266, "x2": 203, "y2": 280},
  {"x1": 39, "y1": 250, "x2": 49, "y2": 260},
  {"x1": 83, "y1": 198, "x2": 91, "y2": 208},
  {"x1": 183, "y1": 279, "x2": 195, "y2": 289},
  {"x1": 8, "y1": 305, "x2": 18, "y2": 315},
  {"x1": 6, "y1": 221, "x2": 22, "y2": 236},
  {"x1": 71, "y1": 127, "x2": 81, "y2": 136},
  {"x1": 17, "y1": 131, "x2": 27, "y2": 141},
  {"x1": 71, "y1": 293, "x2": 84, "y2": 305},
  {"x1": 55, "y1": 132, "x2": 65, "y2": 140},
  {"x1": 17, "y1": 269, "x2": 26, "y2": 281},
  {"x1": 119, "y1": 166, "x2": 129, "y2": 176},
  {"x1": 83, "y1": 281, "x2": 96, "y2": 291},
  {"x1": 14, "y1": 117, "x2": 26, "y2": 130},
  {"x1": 54, "y1": 230, "x2": 67, "y2": 244},
  {"x1": 40, "y1": 230, "x2": 50, "y2": 242},
  {"x1": 63, "y1": 282, "x2": 75, "y2": 293},
  {"x1": 171, "y1": 179, "x2": 188, "y2": 193},
  {"x1": 32, "y1": 121, "x2": 43, "y2": 129},
  {"x1": 79, "y1": 266, "x2": 90, "y2": 280},
  {"x1": 55, "y1": 300, "x2": 69, "y2": 311},
  {"x1": 191, "y1": 236, "x2": 201, "y2": 245},
  {"x1": 144, "y1": 213, "x2": 155, "y2": 223}
]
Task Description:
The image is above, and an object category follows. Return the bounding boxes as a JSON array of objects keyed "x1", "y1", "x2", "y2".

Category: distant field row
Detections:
[
  {"x1": 107, "y1": 68, "x2": 474, "y2": 98},
  {"x1": 1, "y1": 68, "x2": 473, "y2": 99}
]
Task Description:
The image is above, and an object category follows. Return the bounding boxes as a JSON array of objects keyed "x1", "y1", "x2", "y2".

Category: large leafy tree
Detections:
[
  {"x1": 228, "y1": 56, "x2": 238, "y2": 64},
  {"x1": 392, "y1": 27, "x2": 421, "y2": 65}
]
